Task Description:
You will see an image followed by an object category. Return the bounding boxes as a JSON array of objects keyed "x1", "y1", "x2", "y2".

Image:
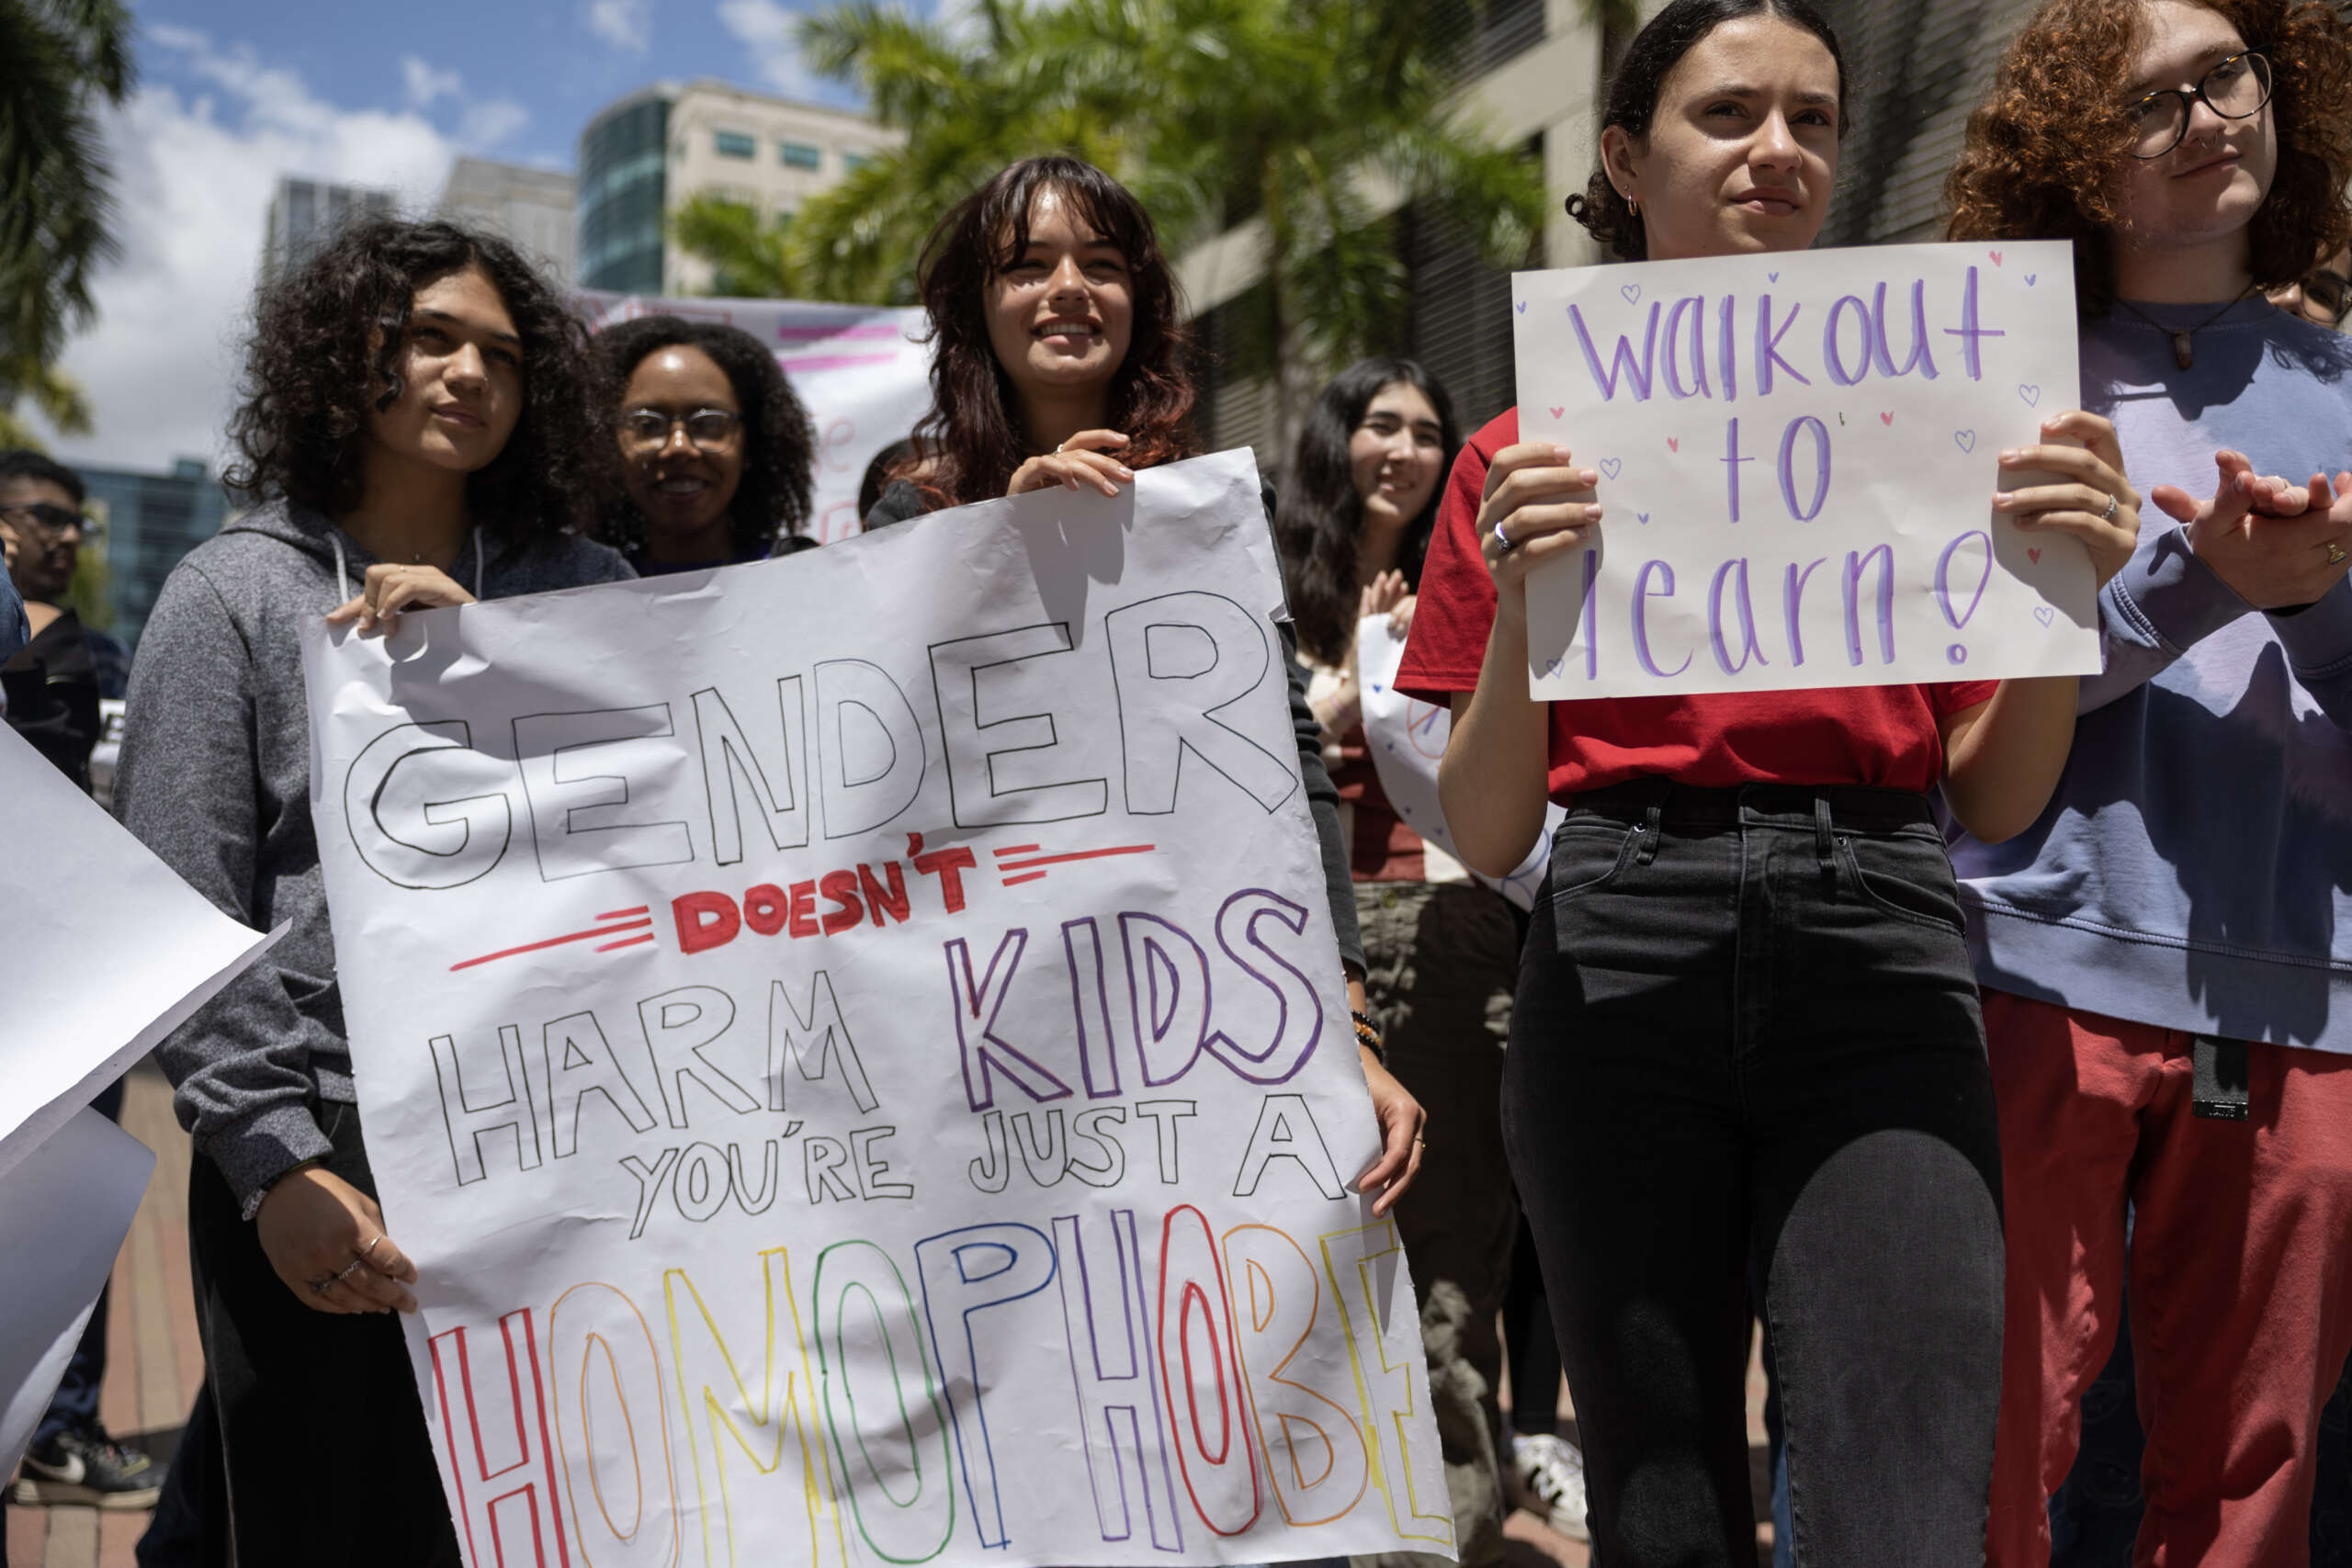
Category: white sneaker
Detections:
[{"x1": 1509, "y1": 1431, "x2": 1591, "y2": 1542}]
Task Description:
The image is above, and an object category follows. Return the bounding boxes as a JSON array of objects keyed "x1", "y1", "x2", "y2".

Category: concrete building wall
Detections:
[
  {"x1": 261, "y1": 177, "x2": 395, "y2": 286},
  {"x1": 441, "y1": 157, "x2": 578, "y2": 282}
]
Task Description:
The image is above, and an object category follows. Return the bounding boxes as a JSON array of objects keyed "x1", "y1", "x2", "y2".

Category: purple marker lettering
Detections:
[
  {"x1": 1707, "y1": 558, "x2": 1770, "y2": 675},
  {"x1": 1663, "y1": 296, "x2": 1713, "y2": 400},
  {"x1": 1940, "y1": 265, "x2": 2006, "y2": 381},
  {"x1": 1871, "y1": 279, "x2": 1939, "y2": 379},
  {"x1": 1824, "y1": 295, "x2": 1873, "y2": 387},
  {"x1": 1778, "y1": 416, "x2": 1831, "y2": 522},
  {"x1": 1935, "y1": 531, "x2": 1994, "y2": 628},
  {"x1": 1842, "y1": 545, "x2": 1898, "y2": 665},
  {"x1": 1717, "y1": 294, "x2": 1739, "y2": 403},
  {"x1": 1722, "y1": 417, "x2": 1754, "y2": 523},
  {"x1": 1782, "y1": 558, "x2": 1828, "y2": 666},
  {"x1": 1632, "y1": 560, "x2": 1691, "y2": 678},
  {"x1": 1755, "y1": 296, "x2": 1812, "y2": 395},
  {"x1": 1568, "y1": 301, "x2": 1664, "y2": 402}
]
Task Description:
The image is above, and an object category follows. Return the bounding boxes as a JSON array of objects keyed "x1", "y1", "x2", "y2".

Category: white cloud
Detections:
[
  {"x1": 587, "y1": 0, "x2": 651, "y2": 53},
  {"x1": 458, "y1": 99, "x2": 532, "y2": 150},
  {"x1": 30, "y1": 26, "x2": 461, "y2": 474},
  {"x1": 718, "y1": 0, "x2": 823, "y2": 99},
  {"x1": 401, "y1": 54, "x2": 461, "y2": 107}
]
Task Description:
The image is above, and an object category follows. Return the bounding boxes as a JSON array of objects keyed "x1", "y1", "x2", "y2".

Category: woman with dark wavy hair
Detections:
[
  {"x1": 594, "y1": 314, "x2": 819, "y2": 571},
  {"x1": 864, "y1": 154, "x2": 1430, "y2": 1222},
  {"x1": 1944, "y1": 3, "x2": 2352, "y2": 1561},
  {"x1": 112, "y1": 216, "x2": 631, "y2": 1563}
]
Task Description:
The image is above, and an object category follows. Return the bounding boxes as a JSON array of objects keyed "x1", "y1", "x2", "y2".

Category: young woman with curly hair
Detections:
[
  {"x1": 1943, "y1": 2, "x2": 2352, "y2": 1561},
  {"x1": 594, "y1": 314, "x2": 819, "y2": 572},
  {"x1": 1395, "y1": 1, "x2": 2145, "y2": 1560},
  {"x1": 862, "y1": 154, "x2": 1430, "y2": 1224},
  {"x1": 112, "y1": 217, "x2": 632, "y2": 1563}
]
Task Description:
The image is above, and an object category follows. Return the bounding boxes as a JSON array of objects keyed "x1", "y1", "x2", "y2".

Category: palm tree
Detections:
[
  {"x1": 0, "y1": 0, "x2": 135, "y2": 428},
  {"x1": 698, "y1": 0, "x2": 1544, "y2": 442},
  {"x1": 671, "y1": 192, "x2": 803, "y2": 299}
]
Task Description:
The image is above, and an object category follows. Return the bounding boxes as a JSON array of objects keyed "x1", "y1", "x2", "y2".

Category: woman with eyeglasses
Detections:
[
  {"x1": 594, "y1": 314, "x2": 820, "y2": 573},
  {"x1": 1945, "y1": 2, "x2": 2352, "y2": 1561}
]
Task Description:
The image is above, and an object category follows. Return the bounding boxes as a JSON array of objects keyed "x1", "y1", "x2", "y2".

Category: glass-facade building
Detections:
[
  {"x1": 579, "y1": 91, "x2": 671, "y2": 294},
  {"x1": 82, "y1": 457, "x2": 232, "y2": 649}
]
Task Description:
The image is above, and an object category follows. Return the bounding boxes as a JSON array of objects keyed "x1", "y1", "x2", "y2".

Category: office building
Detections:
[
  {"x1": 577, "y1": 81, "x2": 897, "y2": 296},
  {"x1": 262, "y1": 176, "x2": 397, "y2": 286},
  {"x1": 82, "y1": 457, "x2": 232, "y2": 649},
  {"x1": 440, "y1": 157, "x2": 578, "y2": 282}
]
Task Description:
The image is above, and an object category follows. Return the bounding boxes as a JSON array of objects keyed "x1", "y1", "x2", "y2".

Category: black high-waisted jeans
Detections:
[{"x1": 1505, "y1": 779, "x2": 2004, "y2": 1567}]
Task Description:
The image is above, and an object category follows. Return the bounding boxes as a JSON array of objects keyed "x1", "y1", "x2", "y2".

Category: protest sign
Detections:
[
  {"x1": 1355, "y1": 616, "x2": 1558, "y2": 912},
  {"x1": 0, "y1": 723, "x2": 282, "y2": 1183},
  {"x1": 300, "y1": 450, "x2": 1450, "y2": 1568},
  {"x1": 0, "y1": 1110, "x2": 154, "y2": 1481},
  {"x1": 579, "y1": 290, "x2": 933, "y2": 543},
  {"x1": 1513, "y1": 240, "x2": 2101, "y2": 699}
]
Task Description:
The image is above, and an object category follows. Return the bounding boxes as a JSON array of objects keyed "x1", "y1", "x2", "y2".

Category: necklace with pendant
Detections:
[{"x1": 2113, "y1": 287, "x2": 2257, "y2": 370}]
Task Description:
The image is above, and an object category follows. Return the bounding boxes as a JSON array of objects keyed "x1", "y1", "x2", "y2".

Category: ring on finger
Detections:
[
  {"x1": 1493, "y1": 522, "x2": 1515, "y2": 553},
  {"x1": 308, "y1": 1274, "x2": 338, "y2": 1296},
  {"x1": 334, "y1": 1258, "x2": 368, "y2": 1282},
  {"x1": 362, "y1": 1235, "x2": 390, "y2": 1266},
  {"x1": 2328, "y1": 541, "x2": 2347, "y2": 565},
  {"x1": 2100, "y1": 492, "x2": 2119, "y2": 523}
]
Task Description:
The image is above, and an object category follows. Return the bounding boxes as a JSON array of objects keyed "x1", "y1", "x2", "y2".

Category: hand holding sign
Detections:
[
  {"x1": 1513, "y1": 240, "x2": 2103, "y2": 698},
  {"x1": 1989, "y1": 411, "x2": 2143, "y2": 586}
]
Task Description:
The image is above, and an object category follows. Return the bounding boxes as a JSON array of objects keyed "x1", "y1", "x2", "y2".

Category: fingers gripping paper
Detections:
[
  {"x1": 299, "y1": 452, "x2": 1450, "y2": 1568},
  {"x1": 1513, "y1": 241, "x2": 2102, "y2": 698}
]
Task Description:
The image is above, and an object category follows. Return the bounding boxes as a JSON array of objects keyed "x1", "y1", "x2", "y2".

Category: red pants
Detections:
[{"x1": 1984, "y1": 990, "x2": 2352, "y2": 1568}]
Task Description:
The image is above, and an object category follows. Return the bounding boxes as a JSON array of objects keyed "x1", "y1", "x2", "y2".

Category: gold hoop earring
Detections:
[{"x1": 1627, "y1": 196, "x2": 1640, "y2": 218}]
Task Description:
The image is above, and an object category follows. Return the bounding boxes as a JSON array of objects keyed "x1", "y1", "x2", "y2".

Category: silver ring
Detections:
[
  {"x1": 334, "y1": 1258, "x2": 368, "y2": 1282},
  {"x1": 362, "y1": 1235, "x2": 389, "y2": 1265},
  {"x1": 1493, "y1": 522, "x2": 1515, "y2": 553},
  {"x1": 2101, "y1": 492, "x2": 2119, "y2": 523}
]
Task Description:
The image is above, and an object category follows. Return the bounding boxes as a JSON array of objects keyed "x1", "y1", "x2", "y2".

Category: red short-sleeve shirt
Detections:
[{"x1": 1396, "y1": 409, "x2": 1996, "y2": 802}]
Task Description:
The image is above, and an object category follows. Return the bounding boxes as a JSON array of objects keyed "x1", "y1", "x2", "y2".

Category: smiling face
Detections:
[
  {"x1": 2112, "y1": 0, "x2": 2277, "y2": 260},
  {"x1": 364, "y1": 265, "x2": 525, "y2": 478},
  {"x1": 1606, "y1": 14, "x2": 1842, "y2": 262},
  {"x1": 982, "y1": 186, "x2": 1136, "y2": 414},
  {"x1": 1349, "y1": 381, "x2": 1446, "y2": 530},
  {"x1": 617, "y1": 344, "x2": 745, "y2": 550}
]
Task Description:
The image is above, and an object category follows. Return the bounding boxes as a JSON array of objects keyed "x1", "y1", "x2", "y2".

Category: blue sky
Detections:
[{"x1": 40, "y1": 0, "x2": 872, "y2": 472}]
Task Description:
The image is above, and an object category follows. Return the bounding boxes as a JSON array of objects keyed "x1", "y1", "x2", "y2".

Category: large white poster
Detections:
[
  {"x1": 579, "y1": 291, "x2": 933, "y2": 543},
  {"x1": 1513, "y1": 240, "x2": 2101, "y2": 698},
  {"x1": 300, "y1": 452, "x2": 1450, "y2": 1568}
]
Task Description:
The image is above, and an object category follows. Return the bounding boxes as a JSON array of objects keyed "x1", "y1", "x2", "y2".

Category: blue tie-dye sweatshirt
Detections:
[{"x1": 1951, "y1": 299, "x2": 2352, "y2": 1055}]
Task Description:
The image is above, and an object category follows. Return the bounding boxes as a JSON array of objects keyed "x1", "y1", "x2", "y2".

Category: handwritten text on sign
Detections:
[
  {"x1": 300, "y1": 452, "x2": 1447, "y2": 1568},
  {"x1": 1513, "y1": 241, "x2": 2100, "y2": 698}
]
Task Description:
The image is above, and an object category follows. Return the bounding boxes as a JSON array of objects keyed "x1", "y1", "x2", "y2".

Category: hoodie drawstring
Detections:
[{"x1": 331, "y1": 526, "x2": 485, "y2": 607}]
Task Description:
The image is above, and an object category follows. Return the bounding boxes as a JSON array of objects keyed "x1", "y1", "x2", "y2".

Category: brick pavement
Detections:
[{"x1": 3, "y1": 1061, "x2": 1774, "y2": 1568}]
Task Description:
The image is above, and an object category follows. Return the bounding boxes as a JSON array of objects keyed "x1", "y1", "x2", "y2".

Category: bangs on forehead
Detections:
[{"x1": 989, "y1": 173, "x2": 1141, "y2": 271}]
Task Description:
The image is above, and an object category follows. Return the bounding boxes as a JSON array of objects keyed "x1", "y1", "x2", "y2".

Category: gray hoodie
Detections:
[{"x1": 115, "y1": 502, "x2": 633, "y2": 1214}]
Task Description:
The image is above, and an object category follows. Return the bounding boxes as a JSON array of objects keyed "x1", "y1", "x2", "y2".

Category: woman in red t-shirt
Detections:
[{"x1": 1396, "y1": 1, "x2": 2142, "y2": 1562}]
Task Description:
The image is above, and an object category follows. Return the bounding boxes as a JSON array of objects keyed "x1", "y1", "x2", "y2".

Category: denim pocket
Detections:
[
  {"x1": 1549, "y1": 819, "x2": 1638, "y2": 903},
  {"x1": 1836, "y1": 830, "x2": 1968, "y2": 935}
]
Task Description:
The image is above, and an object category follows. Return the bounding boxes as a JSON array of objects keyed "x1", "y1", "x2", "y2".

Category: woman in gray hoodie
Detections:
[{"x1": 114, "y1": 218, "x2": 633, "y2": 1563}]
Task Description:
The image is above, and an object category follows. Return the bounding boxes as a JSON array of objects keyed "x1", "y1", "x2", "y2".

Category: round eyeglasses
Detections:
[
  {"x1": 618, "y1": 407, "x2": 742, "y2": 451},
  {"x1": 2128, "y1": 51, "x2": 2271, "y2": 160}
]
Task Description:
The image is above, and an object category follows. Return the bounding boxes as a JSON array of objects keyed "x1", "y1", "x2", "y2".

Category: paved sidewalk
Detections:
[{"x1": 6, "y1": 1063, "x2": 198, "y2": 1568}]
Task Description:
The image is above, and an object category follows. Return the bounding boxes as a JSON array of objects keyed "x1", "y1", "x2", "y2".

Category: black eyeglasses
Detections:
[
  {"x1": 2302, "y1": 268, "x2": 2348, "y2": 322},
  {"x1": 618, "y1": 407, "x2": 742, "y2": 451},
  {"x1": 0, "y1": 502, "x2": 97, "y2": 539},
  {"x1": 2127, "y1": 51, "x2": 2272, "y2": 159}
]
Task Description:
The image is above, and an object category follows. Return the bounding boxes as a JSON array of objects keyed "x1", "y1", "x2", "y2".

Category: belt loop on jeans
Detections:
[
  {"x1": 1636, "y1": 800, "x2": 1664, "y2": 864},
  {"x1": 1814, "y1": 795, "x2": 1837, "y2": 868}
]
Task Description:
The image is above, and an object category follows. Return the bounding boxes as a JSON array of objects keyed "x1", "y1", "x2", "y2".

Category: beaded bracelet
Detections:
[{"x1": 1350, "y1": 1009, "x2": 1385, "y2": 1063}]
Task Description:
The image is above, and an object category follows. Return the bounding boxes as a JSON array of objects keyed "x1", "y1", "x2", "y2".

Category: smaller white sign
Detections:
[
  {"x1": 1357, "y1": 616, "x2": 1561, "y2": 912},
  {"x1": 1514, "y1": 240, "x2": 2102, "y2": 700}
]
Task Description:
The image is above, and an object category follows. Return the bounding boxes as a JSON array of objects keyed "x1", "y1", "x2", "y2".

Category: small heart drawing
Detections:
[
  {"x1": 2018, "y1": 384, "x2": 2041, "y2": 406},
  {"x1": 1769, "y1": 271, "x2": 1781, "y2": 282},
  {"x1": 1636, "y1": 512, "x2": 1651, "y2": 525},
  {"x1": 2024, "y1": 273, "x2": 2039, "y2": 286},
  {"x1": 1990, "y1": 250, "x2": 2004, "y2": 265},
  {"x1": 2028, "y1": 547, "x2": 2043, "y2": 564},
  {"x1": 1879, "y1": 412, "x2": 1894, "y2": 426},
  {"x1": 1370, "y1": 682, "x2": 1384, "y2": 693},
  {"x1": 1620, "y1": 283, "x2": 1643, "y2": 304},
  {"x1": 2033, "y1": 605, "x2": 2055, "y2": 626},
  {"x1": 1667, "y1": 436, "x2": 1679, "y2": 452},
  {"x1": 1547, "y1": 406, "x2": 1565, "y2": 419},
  {"x1": 1515, "y1": 299, "x2": 1528, "y2": 313},
  {"x1": 1954, "y1": 430, "x2": 1978, "y2": 454},
  {"x1": 1599, "y1": 457, "x2": 1623, "y2": 479}
]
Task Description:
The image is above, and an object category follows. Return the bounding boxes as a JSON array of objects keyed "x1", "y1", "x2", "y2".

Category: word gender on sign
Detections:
[{"x1": 423, "y1": 1201, "x2": 1443, "y2": 1568}]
